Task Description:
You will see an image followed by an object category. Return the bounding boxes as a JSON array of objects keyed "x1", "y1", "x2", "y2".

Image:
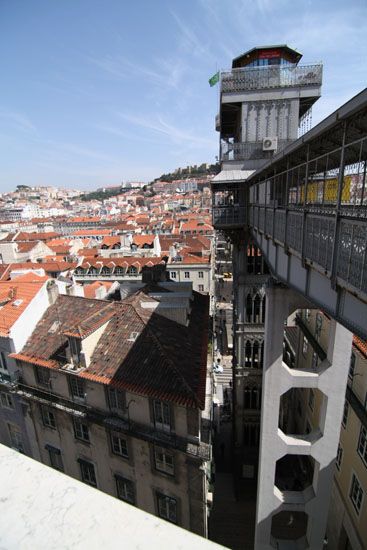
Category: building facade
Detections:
[{"x1": 9, "y1": 289, "x2": 212, "y2": 537}]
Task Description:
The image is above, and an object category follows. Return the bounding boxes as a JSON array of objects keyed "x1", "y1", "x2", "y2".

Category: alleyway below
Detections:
[{"x1": 209, "y1": 422, "x2": 257, "y2": 550}]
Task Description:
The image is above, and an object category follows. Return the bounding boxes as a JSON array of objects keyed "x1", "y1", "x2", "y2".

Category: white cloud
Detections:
[{"x1": 116, "y1": 111, "x2": 215, "y2": 149}]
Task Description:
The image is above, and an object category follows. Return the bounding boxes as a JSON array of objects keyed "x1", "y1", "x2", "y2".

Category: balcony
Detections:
[
  {"x1": 15, "y1": 381, "x2": 211, "y2": 461},
  {"x1": 0, "y1": 444, "x2": 221, "y2": 550},
  {"x1": 221, "y1": 140, "x2": 293, "y2": 162},
  {"x1": 221, "y1": 63, "x2": 323, "y2": 94}
]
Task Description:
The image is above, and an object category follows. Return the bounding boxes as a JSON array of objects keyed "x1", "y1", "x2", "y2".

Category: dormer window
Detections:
[{"x1": 69, "y1": 337, "x2": 81, "y2": 365}]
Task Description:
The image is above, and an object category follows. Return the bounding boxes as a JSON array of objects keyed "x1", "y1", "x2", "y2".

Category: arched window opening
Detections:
[
  {"x1": 253, "y1": 341, "x2": 259, "y2": 368},
  {"x1": 254, "y1": 294, "x2": 261, "y2": 323},
  {"x1": 245, "y1": 341, "x2": 252, "y2": 368},
  {"x1": 246, "y1": 293, "x2": 253, "y2": 322}
]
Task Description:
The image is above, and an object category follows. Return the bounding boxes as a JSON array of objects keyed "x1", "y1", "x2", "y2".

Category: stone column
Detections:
[{"x1": 254, "y1": 284, "x2": 353, "y2": 549}]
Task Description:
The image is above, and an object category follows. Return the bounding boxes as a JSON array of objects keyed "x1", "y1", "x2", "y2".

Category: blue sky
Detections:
[{"x1": 1, "y1": 0, "x2": 366, "y2": 192}]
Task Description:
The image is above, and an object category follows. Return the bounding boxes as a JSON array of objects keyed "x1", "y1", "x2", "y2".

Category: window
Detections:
[
  {"x1": 357, "y1": 426, "x2": 367, "y2": 467},
  {"x1": 342, "y1": 402, "x2": 349, "y2": 428},
  {"x1": 336, "y1": 444, "x2": 343, "y2": 470},
  {"x1": 305, "y1": 309, "x2": 311, "y2": 322},
  {"x1": 315, "y1": 313, "x2": 322, "y2": 340},
  {"x1": 349, "y1": 474, "x2": 364, "y2": 515},
  {"x1": 8, "y1": 423, "x2": 24, "y2": 452},
  {"x1": 244, "y1": 386, "x2": 261, "y2": 410},
  {"x1": 302, "y1": 337, "x2": 308, "y2": 356},
  {"x1": 110, "y1": 432, "x2": 128, "y2": 458},
  {"x1": 198, "y1": 271, "x2": 204, "y2": 278},
  {"x1": 46, "y1": 445, "x2": 64, "y2": 471},
  {"x1": 184, "y1": 271, "x2": 190, "y2": 279},
  {"x1": 170, "y1": 271, "x2": 177, "y2": 279},
  {"x1": 311, "y1": 352, "x2": 318, "y2": 370},
  {"x1": 198, "y1": 284, "x2": 204, "y2": 292},
  {"x1": 107, "y1": 388, "x2": 125, "y2": 413},
  {"x1": 35, "y1": 366, "x2": 50, "y2": 387},
  {"x1": 78, "y1": 459, "x2": 97, "y2": 487},
  {"x1": 0, "y1": 392, "x2": 14, "y2": 409},
  {"x1": 153, "y1": 400, "x2": 171, "y2": 432},
  {"x1": 69, "y1": 338, "x2": 81, "y2": 363},
  {"x1": 156, "y1": 493, "x2": 177, "y2": 524},
  {"x1": 115, "y1": 475, "x2": 135, "y2": 504},
  {"x1": 0, "y1": 351, "x2": 8, "y2": 371},
  {"x1": 308, "y1": 389, "x2": 315, "y2": 411},
  {"x1": 41, "y1": 405, "x2": 57, "y2": 429},
  {"x1": 154, "y1": 446, "x2": 174, "y2": 476},
  {"x1": 348, "y1": 353, "x2": 356, "y2": 382},
  {"x1": 69, "y1": 377, "x2": 85, "y2": 401},
  {"x1": 243, "y1": 423, "x2": 260, "y2": 446},
  {"x1": 73, "y1": 417, "x2": 89, "y2": 442}
]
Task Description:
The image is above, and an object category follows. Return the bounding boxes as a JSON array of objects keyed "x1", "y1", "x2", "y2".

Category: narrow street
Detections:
[{"x1": 209, "y1": 417, "x2": 257, "y2": 550}]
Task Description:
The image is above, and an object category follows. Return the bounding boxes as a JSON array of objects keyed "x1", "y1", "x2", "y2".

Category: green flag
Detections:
[{"x1": 209, "y1": 71, "x2": 220, "y2": 87}]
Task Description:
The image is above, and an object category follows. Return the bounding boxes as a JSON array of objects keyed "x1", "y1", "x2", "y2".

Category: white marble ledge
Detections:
[{"x1": 0, "y1": 445, "x2": 225, "y2": 550}]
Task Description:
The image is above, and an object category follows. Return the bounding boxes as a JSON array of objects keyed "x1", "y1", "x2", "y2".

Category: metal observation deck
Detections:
[
  {"x1": 220, "y1": 63, "x2": 323, "y2": 94},
  {"x1": 213, "y1": 88, "x2": 367, "y2": 340}
]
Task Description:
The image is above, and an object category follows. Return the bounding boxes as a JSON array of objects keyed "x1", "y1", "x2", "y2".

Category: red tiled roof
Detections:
[
  {"x1": 170, "y1": 254, "x2": 210, "y2": 265},
  {"x1": 79, "y1": 256, "x2": 166, "y2": 270},
  {"x1": 100, "y1": 236, "x2": 121, "y2": 248},
  {"x1": 132, "y1": 234, "x2": 155, "y2": 246},
  {"x1": 0, "y1": 274, "x2": 48, "y2": 336},
  {"x1": 17, "y1": 242, "x2": 39, "y2": 253},
  {"x1": 14, "y1": 291, "x2": 209, "y2": 409},
  {"x1": 84, "y1": 281, "x2": 114, "y2": 299},
  {"x1": 353, "y1": 335, "x2": 367, "y2": 357},
  {"x1": 8, "y1": 261, "x2": 77, "y2": 273}
]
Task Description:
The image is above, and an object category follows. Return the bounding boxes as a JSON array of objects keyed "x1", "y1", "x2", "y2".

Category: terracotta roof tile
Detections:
[
  {"x1": 0, "y1": 274, "x2": 48, "y2": 335},
  {"x1": 15, "y1": 290, "x2": 209, "y2": 409}
]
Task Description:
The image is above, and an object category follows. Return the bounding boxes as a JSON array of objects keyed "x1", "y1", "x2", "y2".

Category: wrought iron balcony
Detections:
[
  {"x1": 221, "y1": 63, "x2": 323, "y2": 94},
  {"x1": 15, "y1": 381, "x2": 211, "y2": 461}
]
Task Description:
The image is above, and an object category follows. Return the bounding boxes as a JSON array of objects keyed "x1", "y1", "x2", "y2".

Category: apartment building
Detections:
[
  {"x1": 10, "y1": 288, "x2": 211, "y2": 536},
  {"x1": 0, "y1": 273, "x2": 52, "y2": 455},
  {"x1": 167, "y1": 254, "x2": 211, "y2": 294}
]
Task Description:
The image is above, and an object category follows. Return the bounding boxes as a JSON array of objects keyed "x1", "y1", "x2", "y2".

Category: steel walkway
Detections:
[{"x1": 214, "y1": 88, "x2": 367, "y2": 339}]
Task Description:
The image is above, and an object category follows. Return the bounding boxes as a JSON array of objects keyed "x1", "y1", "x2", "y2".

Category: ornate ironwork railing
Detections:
[{"x1": 221, "y1": 63, "x2": 323, "y2": 94}]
